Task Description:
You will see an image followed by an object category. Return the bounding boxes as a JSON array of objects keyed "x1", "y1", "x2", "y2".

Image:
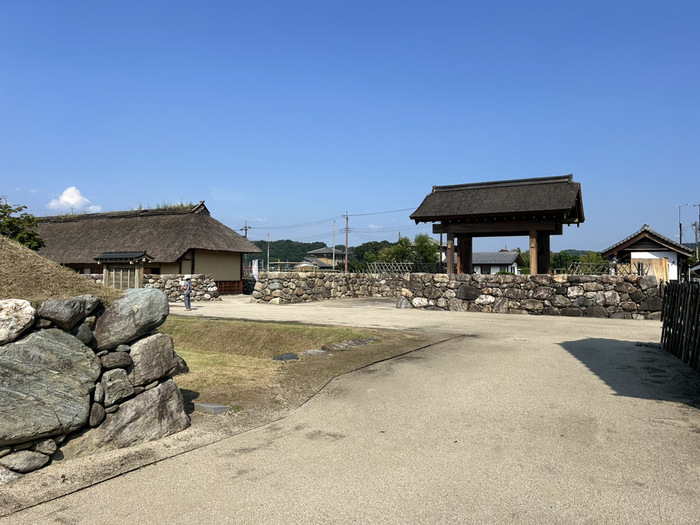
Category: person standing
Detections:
[{"x1": 183, "y1": 276, "x2": 192, "y2": 310}]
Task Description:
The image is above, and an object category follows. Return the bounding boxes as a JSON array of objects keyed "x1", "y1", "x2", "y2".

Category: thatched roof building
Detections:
[
  {"x1": 37, "y1": 202, "x2": 261, "y2": 292},
  {"x1": 411, "y1": 175, "x2": 584, "y2": 274},
  {"x1": 410, "y1": 175, "x2": 584, "y2": 227}
]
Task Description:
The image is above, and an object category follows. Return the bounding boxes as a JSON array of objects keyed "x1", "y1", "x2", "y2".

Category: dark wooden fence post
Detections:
[{"x1": 661, "y1": 281, "x2": 700, "y2": 371}]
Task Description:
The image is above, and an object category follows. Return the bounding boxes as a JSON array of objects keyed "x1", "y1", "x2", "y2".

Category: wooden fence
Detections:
[{"x1": 661, "y1": 281, "x2": 700, "y2": 371}]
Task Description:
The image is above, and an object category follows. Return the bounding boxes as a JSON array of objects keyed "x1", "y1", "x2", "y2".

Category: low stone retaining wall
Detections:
[
  {"x1": 84, "y1": 274, "x2": 220, "y2": 302},
  {"x1": 0, "y1": 289, "x2": 190, "y2": 482},
  {"x1": 252, "y1": 272, "x2": 662, "y2": 320},
  {"x1": 143, "y1": 274, "x2": 220, "y2": 302}
]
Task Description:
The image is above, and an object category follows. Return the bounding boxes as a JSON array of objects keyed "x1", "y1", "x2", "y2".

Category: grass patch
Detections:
[
  {"x1": 160, "y1": 316, "x2": 439, "y2": 414},
  {"x1": 0, "y1": 236, "x2": 122, "y2": 306},
  {"x1": 161, "y1": 317, "x2": 375, "y2": 360}
]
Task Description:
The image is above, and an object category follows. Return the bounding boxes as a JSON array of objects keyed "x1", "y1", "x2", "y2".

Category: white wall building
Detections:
[{"x1": 601, "y1": 225, "x2": 693, "y2": 281}]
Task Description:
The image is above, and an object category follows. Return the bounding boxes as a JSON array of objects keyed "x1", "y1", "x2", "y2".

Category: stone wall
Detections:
[
  {"x1": 143, "y1": 274, "x2": 220, "y2": 302},
  {"x1": 0, "y1": 289, "x2": 190, "y2": 482},
  {"x1": 252, "y1": 272, "x2": 662, "y2": 320},
  {"x1": 84, "y1": 274, "x2": 220, "y2": 302}
]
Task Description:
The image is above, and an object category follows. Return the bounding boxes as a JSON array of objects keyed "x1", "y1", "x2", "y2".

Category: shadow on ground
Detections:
[
  {"x1": 560, "y1": 338, "x2": 700, "y2": 408},
  {"x1": 180, "y1": 389, "x2": 199, "y2": 415}
]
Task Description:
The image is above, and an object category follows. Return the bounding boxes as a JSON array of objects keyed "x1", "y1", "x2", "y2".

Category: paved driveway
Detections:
[{"x1": 3, "y1": 297, "x2": 700, "y2": 524}]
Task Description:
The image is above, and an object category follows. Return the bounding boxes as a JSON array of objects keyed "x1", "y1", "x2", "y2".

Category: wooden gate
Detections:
[
  {"x1": 105, "y1": 267, "x2": 139, "y2": 290},
  {"x1": 661, "y1": 281, "x2": 700, "y2": 371}
]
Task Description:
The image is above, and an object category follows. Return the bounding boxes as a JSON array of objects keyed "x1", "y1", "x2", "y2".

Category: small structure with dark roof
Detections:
[
  {"x1": 472, "y1": 251, "x2": 526, "y2": 275},
  {"x1": 601, "y1": 224, "x2": 693, "y2": 281},
  {"x1": 93, "y1": 251, "x2": 154, "y2": 290},
  {"x1": 411, "y1": 175, "x2": 584, "y2": 274},
  {"x1": 38, "y1": 202, "x2": 261, "y2": 293},
  {"x1": 303, "y1": 246, "x2": 345, "y2": 269},
  {"x1": 295, "y1": 257, "x2": 334, "y2": 271}
]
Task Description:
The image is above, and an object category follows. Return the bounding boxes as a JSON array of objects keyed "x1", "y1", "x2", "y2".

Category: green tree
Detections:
[
  {"x1": 352, "y1": 241, "x2": 392, "y2": 263},
  {"x1": 378, "y1": 234, "x2": 439, "y2": 266},
  {"x1": 413, "y1": 233, "x2": 440, "y2": 265},
  {"x1": 251, "y1": 239, "x2": 325, "y2": 266},
  {"x1": 580, "y1": 251, "x2": 607, "y2": 264},
  {"x1": 379, "y1": 237, "x2": 413, "y2": 262},
  {"x1": 516, "y1": 247, "x2": 530, "y2": 273},
  {"x1": 551, "y1": 251, "x2": 580, "y2": 271},
  {"x1": 0, "y1": 198, "x2": 44, "y2": 250}
]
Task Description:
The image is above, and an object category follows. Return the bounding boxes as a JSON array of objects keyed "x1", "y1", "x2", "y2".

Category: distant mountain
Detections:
[{"x1": 251, "y1": 239, "x2": 326, "y2": 264}]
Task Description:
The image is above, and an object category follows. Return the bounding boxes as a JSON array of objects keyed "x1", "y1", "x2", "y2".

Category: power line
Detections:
[
  {"x1": 247, "y1": 215, "x2": 342, "y2": 231},
  {"x1": 348, "y1": 207, "x2": 415, "y2": 217},
  {"x1": 246, "y1": 206, "x2": 416, "y2": 232}
]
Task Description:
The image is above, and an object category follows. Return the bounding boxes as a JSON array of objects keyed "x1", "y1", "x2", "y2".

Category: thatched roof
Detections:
[
  {"x1": 410, "y1": 175, "x2": 584, "y2": 224},
  {"x1": 37, "y1": 202, "x2": 261, "y2": 265},
  {"x1": 601, "y1": 224, "x2": 693, "y2": 258}
]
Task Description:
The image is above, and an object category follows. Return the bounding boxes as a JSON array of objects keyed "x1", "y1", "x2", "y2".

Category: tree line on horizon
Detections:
[{"x1": 250, "y1": 235, "x2": 682, "y2": 274}]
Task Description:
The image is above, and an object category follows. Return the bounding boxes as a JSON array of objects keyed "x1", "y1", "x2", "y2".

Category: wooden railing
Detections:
[
  {"x1": 661, "y1": 281, "x2": 700, "y2": 371},
  {"x1": 567, "y1": 261, "x2": 651, "y2": 276}
]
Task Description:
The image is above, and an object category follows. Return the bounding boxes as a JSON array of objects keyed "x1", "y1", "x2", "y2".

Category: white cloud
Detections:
[{"x1": 47, "y1": 187, "x2": 102, "y2": 213}]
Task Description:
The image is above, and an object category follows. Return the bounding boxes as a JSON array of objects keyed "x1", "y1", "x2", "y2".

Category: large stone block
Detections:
[
  {"x1": 456, "y1": 285, "x2": 480, "y2": 301},
  {"x1": 530, "y1": 274, "x2": 553, "y2": 285},
  {"x1": 602, "y1": 290, "x2": 621, "y2": 306},
  {"x1": 561, "y1": 308, "x2": 584, "y2": 317},
  {"x1": 447, "y1": 298, "x2": 469, "y2": 312},
  {"x1": 93, "y1": 289, "x2": 169, "y2": 351},
  {"x1": 102, "y1": 368, "x2": 135, "y2": 407},
  {"x1": 639, "y1": 275, "x2": 658, "y2": 290},
  {"x1": 0, "y1": 299, "x2": 35, "y2": 345},
  {"x1": 475, "y1": 295, "x2": 495, "y2": 306},
  {"x1": 128, "y1": 333, "x2": 178, "y2": 387},
  {"x1": 550, "y1": 294, "x2": 572, "y2": 308},
  {"x1": 584, "y1": 306, "x2": 609, "y2": 318},
  {"x1": 101, "y1": 351, "x2": 133, "y2": 370},
  {"x1": 59, "y1": 380, "x2": 190, "y2": 460},
  {"x1": 37, "y1": 295, "x2": 101, "y2": 331},
  {"x1": 0, "y1": 329, "x2": 100, "y2": 447},
  {"x1": 567, "y1": 286, "x2": 584, "y2": 298},
  {"x1": 0, "y1": 450, "x2": 50, "y2": 473},
  {"x1": 491, "y1": 297, "x2": 509, "y2": 314},
  {"x1": 639, "y1": 296, "x2": 663, "y2": 312},
  {"x1": 504, "y1": 288, "x2": 527, "y2": 300},
  {"x1": 532, "y1": 287, "x2": 554, "y2": 300}
]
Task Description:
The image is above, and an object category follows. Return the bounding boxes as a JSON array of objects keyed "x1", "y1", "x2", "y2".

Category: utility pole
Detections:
[
  {"x1": 240, "y1": 221, "x2": 250, "y2": 238},
  {"x1": 343, "y1": 212, "x2": 349, "y2": 274},
  {"x1": 675, "y1": 204, "x2": 688, "y2": 244},
  {"x1": 332, "y1": 220, "x2": 336, "y2": 269},
  {"x1": 266, "y1": 233, "x2": 270, "y2": 273},
  {"x1": 695, "y1": 204, "x2": 700, "y2": 259},
  {"x1": 240, "y1": 221, "x2": 250, "y2": 275}
]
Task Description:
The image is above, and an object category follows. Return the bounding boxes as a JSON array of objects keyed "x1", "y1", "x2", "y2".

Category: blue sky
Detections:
[{"x1": 2, "y1": 1, "x2": 698, "y2": 252}]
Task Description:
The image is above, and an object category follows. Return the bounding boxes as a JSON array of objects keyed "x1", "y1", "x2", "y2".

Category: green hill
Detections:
[{"x1": 251, "y1": 239, "x2": 327, "y2": 264}]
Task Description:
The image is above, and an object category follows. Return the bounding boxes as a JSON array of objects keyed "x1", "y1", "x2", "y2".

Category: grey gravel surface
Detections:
[{"x1": 2, "y1": 296, "x2": 699, "y2": 524}]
